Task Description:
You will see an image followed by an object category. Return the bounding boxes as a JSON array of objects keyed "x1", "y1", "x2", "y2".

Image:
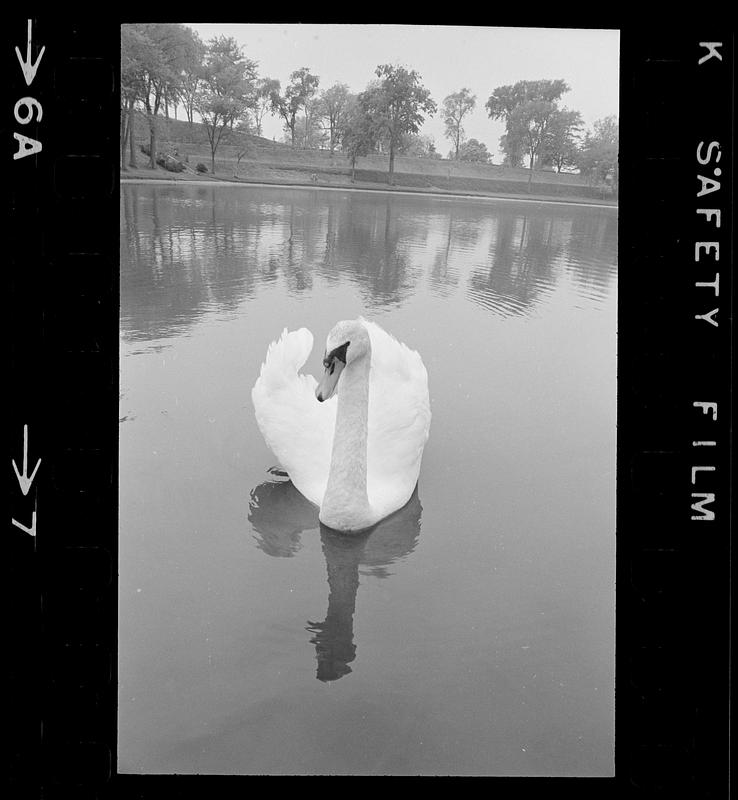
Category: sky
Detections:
[{"x1": 184, "y1": 24, "x2": 620, "y2": 161}]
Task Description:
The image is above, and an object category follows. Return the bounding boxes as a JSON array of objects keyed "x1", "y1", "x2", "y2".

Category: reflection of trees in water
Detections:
[
  {"x1": 427, "y1": 211, "x2": 498, "y2": 296},
  {"x1": 120, "y1": 185, "x2": 260, "y2": 341},
  {"x1": 322, "y1": 196, "x2": 416, "y2": 308},
  {"x1": 429, "y1": 213, "x2": 460, "y2": 293},
  {"x1": 281, "y1": 203, "x2": 314, "y2": 294},
  {"x1": 466, "y1": 212, "x2": 569, "y2": 316},
  {"x1": 121, "y1": 185, "x2": 618, "y2": 345},
  {"x1": 248, "y1": 477, "x2": 422, "y2": 682},
  {"x1": 565, "y1": 212, "x2": 617, "y2": 299}
]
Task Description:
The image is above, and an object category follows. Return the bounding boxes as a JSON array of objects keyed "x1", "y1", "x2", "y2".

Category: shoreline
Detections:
[{"x1": 119, "y1": 174, "x2": 618, "y2": 210}]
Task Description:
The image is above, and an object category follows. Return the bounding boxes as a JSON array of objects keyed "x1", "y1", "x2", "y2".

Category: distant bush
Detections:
[
  {"x1": 196, "y1": 163, "x2": 208, "y2": 174},
  {"x1": 164, "y1": 156, "x2": 185, "y2": 173},
  {"x1": 153, "y1": 152, "x2": 184, "y2": 173}
]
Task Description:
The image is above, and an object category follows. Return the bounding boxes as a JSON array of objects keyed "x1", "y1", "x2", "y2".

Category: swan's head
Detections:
[{"x1": 316, "y1": 318, "x2": 370, "y2": 403}]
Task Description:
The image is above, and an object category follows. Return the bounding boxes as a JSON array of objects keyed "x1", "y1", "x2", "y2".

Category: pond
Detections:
[{"x1": 119, "y1": 183, "x2": 617, "y2": 776}]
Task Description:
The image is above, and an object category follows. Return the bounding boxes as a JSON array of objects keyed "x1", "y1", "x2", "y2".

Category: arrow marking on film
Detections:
[
  {"x1": 12, "y1": 507, "x2": 37, "y2": 538},
  {"x1": 15, "y1": 19, "x2": 45, "y2": 86},
  {"x1": 12, "y1": 424, "x2": 42, "y2": 496}
]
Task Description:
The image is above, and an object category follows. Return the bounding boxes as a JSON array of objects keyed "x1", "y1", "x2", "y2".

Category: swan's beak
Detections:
[{"x1": 316, "y1": 358, "x2": 345, "y2": 402}]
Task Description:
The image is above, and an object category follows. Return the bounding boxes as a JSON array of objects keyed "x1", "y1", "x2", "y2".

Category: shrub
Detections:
[
  {"x1": 163, "y1": 155, "x2": 186, "y2": 173},
  {"x1": 196, "y1": 163, "x2": 208, "y2": 174}
]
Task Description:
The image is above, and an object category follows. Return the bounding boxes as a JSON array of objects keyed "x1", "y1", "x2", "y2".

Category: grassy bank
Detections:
[
  {"x1": 120, "y1": 164, "x2": 619, "y2": 207},
  {"x1": 122, "y1": 113, "x2": 618, "y2": 206}
]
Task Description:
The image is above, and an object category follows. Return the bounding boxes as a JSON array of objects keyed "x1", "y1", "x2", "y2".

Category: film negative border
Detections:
[
  {"x1": 3, "y1": 18, "x2": 734, "y2": 797},
  {"x1": 616, "y1": 27, "x2": 733, "y2": 796},
  {"x1": 6, "y1": 17, "x2": 119, "y2": 798}
]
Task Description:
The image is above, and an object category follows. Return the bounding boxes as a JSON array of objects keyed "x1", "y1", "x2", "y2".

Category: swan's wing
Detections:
[
  {"x1": 251, "y1": 328, "x2": 336, "y2": 507},
  {"x1": 364, "y1": 320, "x2": 431, "y2": 518}
]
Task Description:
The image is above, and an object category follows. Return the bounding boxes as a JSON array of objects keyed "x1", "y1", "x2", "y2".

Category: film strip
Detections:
[{"x1": 4, "y1": 18, "x2": 733, "y2": 796}]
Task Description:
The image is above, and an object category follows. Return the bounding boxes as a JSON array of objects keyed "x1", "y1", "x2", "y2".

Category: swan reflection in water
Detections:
[{"x1": 248, "y1": 473, "x2": 422, "y2": 682}]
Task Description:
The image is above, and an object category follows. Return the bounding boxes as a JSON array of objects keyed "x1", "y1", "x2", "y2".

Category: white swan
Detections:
[{"x1": 251, "y1": 318, "x2": 431, "y2": 532}]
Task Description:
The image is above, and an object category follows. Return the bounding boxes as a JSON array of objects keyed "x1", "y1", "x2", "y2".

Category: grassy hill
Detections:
[{"x1": 122, "y1": 112, "x2": 617, "y2": 204}]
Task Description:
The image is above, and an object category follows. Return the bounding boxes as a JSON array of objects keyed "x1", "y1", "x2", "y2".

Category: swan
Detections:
[{"x1": 251, "y1": 318, "x2": 431, "y2": 532}]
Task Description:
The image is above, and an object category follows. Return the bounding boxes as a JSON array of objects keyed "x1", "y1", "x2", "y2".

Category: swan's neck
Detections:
[{"x1": 320, "y1": 351, "x2": 373, "y2": 531}]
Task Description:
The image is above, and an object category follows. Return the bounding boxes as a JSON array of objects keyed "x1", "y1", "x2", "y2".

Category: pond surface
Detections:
[{"x1": 119, "y1": 183, "x2": 617, "y2": 776}]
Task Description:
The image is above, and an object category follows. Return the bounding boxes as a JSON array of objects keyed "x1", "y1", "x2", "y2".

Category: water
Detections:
[{"x1": 119, "y1": 183, "x2": 617, "y2": 776}]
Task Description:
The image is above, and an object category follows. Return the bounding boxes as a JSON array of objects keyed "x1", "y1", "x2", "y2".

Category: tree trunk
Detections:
[
  {"x1": 147, "y1": 109, "x2": 157, "y2": 169},
  {"x1": 388, "y1": 139, "x2": 395, "y2": 186},
  {"x1": 129, "y1": 103, "x2": 137, "y2": 168},
  {"x1": 149, "y1": 123, "x2": 156, "y2": 169},
  {"x1": 120, "y1": 106, "x2": 129, "y2": 171}
]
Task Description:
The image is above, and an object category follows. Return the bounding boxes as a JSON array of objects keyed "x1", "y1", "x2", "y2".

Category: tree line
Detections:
[{"x1": 121, "y1": 24, "x2": 618, "y2": 192}]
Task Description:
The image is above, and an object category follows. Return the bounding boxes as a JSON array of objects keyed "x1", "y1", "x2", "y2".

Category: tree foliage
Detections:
[
  {"x1": 442, "y1": 88, "x2": 476, "y2": 160},
  {"x1": 486, "y1": 79, "x2": 570, "y2": 186},
  {"x1": 340, "y1": 96, "x2": 379, "y2": 181},
  {"x1": 195, "y1": 36, "x2": 258, "y2": 173},
  {"x1": 120, "y1": 23, "x2": 200, "y2": 169},
  {"x1": 270, "y1": 67, "x2": 320, "y2": 146},
  {"x1": 315, "y1": 83, "x2": 353, "y2": 154},
  {"x1": 294, "y1": 96, "x2": 329, "y2": 149},
  {"x1": 362, "y1": 64, "x2": 436, "y2": 184},
  {"x1": 120, "y1": 24, "x2": 157, "y2": 168},
  {"x1": 540, "y1": 108, "x2": 583, "y2": 172},
  {"x1": 252, "y1": 77, "x2": 279, "y2": 137},
  {"x1": 457, "y1": 138, "x2": 491, "y2": 163},
  {"x1": 576, "y1": 115, "x2": 619, "y2": 192},
  {"x1": 399, "y1": 133, "x2": 439, "y2": 159},
  {"x1": 177, "y1": 30, "x2": 205, "y2": 127}
]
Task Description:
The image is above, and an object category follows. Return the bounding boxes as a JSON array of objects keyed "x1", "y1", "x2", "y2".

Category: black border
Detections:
[{"x1": 4, "y1": 19, "x2": 733, "y2": 797}]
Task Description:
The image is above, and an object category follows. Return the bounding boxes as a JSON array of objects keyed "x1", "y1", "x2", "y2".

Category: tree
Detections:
[
  {"x1": 178, "y1": 30, "x2": 205, "y2": 129},
  {"x1": 399, "y1": 133, "x2": 439, "y2": 158},
  {"x1": 292, "y1": 97, "x2": 327, "y2": 149},
  {"x1": 442, "y1": 88, "x2": 476, "y2": 160},
  {"x1": 195, "y1": 36, "x2": 258, "y2": 174},
  {"x1": 362, "y1": 64, "x2": 436, "y2": 185},
  {"x1": 229, "y1": 120, "x2": 254, "y2": 175},
  {"x1": 576, "y1": 115, "x2": 619, "y2": 193},
  {"x1": 457, "y1": 138, "x2": 491, "y2": 163},
  {"x1": 540, "y1": 108, "x2": 583, "y2": 173},
  {"x1": 293, "y1": 68, "x2": 320, "y2": 146},
  {"x1": 135, "y1": 23, "x2": 200, "y2": 169},
  {"x1": 485, "y1": 82, "x2": 528, "y2": 167},
  {"x1": 341, "y1": 97, "x2": 379, "y2": 182},
  {"x1": 486, "y1": 79, "x2": 570, "y2": 190},
  {"x1": 252, "y1": 77, "x2": 279, "y2": 137},
  {"x1": 316, "y1": 83, "x2": 352, "y2": 154},
  {"x1": 120, "y1": 23, "x2": 156, "y2": 170},
  {"x1": 271, "y1": 67, "x2": 320, "y2": 147},
  {"x1": 498, "y1": 132, "x2": 524, "y2": 167}
]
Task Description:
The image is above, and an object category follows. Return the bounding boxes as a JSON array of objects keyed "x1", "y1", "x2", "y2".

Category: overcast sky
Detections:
[{"x1": 185, "y1": 24, "x2": 619, "y2": 160}]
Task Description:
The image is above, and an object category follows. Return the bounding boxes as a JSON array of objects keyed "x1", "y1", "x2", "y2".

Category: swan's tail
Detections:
[{"x1": 256, "y1": 327, "x2": 314, "y2": 389}]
